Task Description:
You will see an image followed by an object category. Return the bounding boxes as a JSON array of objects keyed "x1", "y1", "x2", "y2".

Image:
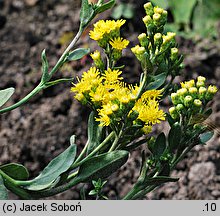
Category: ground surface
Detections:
[{"x1": 0, "y1": 0, "x2": 219, "y2": 199}]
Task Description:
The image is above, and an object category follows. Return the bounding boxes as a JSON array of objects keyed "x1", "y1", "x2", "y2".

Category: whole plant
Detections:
[{"x1": 0, "y1": 0, "x2": 218, "y2": 200}]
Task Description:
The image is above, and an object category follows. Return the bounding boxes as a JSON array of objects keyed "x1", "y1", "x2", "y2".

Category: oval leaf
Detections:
[
  {"x1": 95, "y1": 0, "x2": 116, "y2": 14},
  {"x1": 168, "y1": 122, "x2": 181, "y2": 152},
  {"x1": 199, "y1": 131, "x2": 214, "y2": 144},
  {"x1": 21, "y1": 144, "x2": 77, "y2": 191},
  {"x1": 80, "y1": 0, "x2": 94, "y2": 28},
  {"x1": 0, "y1": 175, "x2": 8, "y2": 200},
  {"x1": 76, "y1": 150, "x2": 129, "y2": 182},
  {"x1": 0, "y1": 87, "x2": 15, "y2": 108},
  {"x1": 146, "y1": 73, "x2": 167, "y2": 90},
  {"x1": 67, "y1": 48, "x2": 90, "y2": 61},
  {"x1": 153, "y1": 133, "x2": 166, "y2": 158},
  {"x1": 0, "y1": 163, "x2": 29, "y2": 180}
]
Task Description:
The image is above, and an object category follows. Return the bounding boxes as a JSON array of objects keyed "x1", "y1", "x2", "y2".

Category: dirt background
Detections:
[{"x1": 0, "y1": 0, "x2": 219, "y2": 199}]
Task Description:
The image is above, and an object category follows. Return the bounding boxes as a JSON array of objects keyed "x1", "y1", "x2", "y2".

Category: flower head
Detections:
[{"x1": 110, "y1": 37, "x2": 129, "y2": 50}]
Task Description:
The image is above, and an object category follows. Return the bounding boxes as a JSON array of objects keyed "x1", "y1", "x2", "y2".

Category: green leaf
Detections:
[
  {"x1": 145, "y1": 176, "x2": 179, "y2": 185},
  {"x1": 41, "y1": 49, "x2": 49, "y2": 82},
  {"x1": 0, "y1": 163, "x2": 29, "y2": 180},
  {"x1": 44, "y1": 78, "x2": 74, "y2": 88},
  {"x1": 21, "y1": 144, "x2": 77, "y2": 191},
  {"x1": 199, "y1": 131, "x2": 214, "y2": 144},
  {"x1": 169, "y1": 0, "x2": 197, "y2": 24},
  {"x1": 80, "y1": 0, "x2": 95, "y2": 29},
  {"x1": 168, "y1": 122, "x2": 181, "y2": 152},
  {"x1": 0, "y1": 175, "x2": 8, "y2": 200},
  {"x1": 87, "y1": 112, "x2": 103, "y2": 154},
  {"x1": 166, "y1": 113, "x2": 176, "y2": 126},
  {"x1": 153, "y1": 133, "x2": 166, "y2": 158},
  {"x1": 151, "y1": 0, "x2": 169, "y2": 9},
  {"x1": 76, "y1": 150, "x2": 129, "y2": 182},
  {"x1": 67, "y1": 48, "x2": 90, "y2": 61},
  {"x1": 95, "y1": 0, "x2": 115, "y2": 14},
  {"x1": 123, "y1": 3, "x2": 134, "y2": 19},
  {"x1": 0, "y1": 87, "x2": 15, "y2": 108},
  {"x1": 111, "y1": 4, "x2": 124, "y2": 19},
  {"x1": 146, "y1": 73, "x2": 167, "y2": 90},
  {"x1": 89, "y1": 189, "x2": 97, "y2": 196},
  {"x1": 192, "y1": 0, "x2": 220, "y2": 37}
]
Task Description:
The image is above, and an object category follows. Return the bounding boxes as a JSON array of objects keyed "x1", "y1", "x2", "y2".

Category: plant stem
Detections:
[
  {"x1": 0, "y1": 83, "x2": 43, "y2": 114},
  {"x1": 69, "y1": 131, "x2": 115, "y2": 170},
  {"x1": 0, "y1": 170, "x2": 32, "y2": 199},
  {"x1": 0, "y1": 29, "x2": 83, "y2": 115}
]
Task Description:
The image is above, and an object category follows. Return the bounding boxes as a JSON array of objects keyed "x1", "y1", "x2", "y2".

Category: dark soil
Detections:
[{"x1": 0, "y1": 0, "x2": 219, "y2": 199}]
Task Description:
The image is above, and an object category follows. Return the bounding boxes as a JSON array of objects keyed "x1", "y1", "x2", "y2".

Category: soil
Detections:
[{"x1": 0, "y1": 0, "x2": 219, "y2": 200}]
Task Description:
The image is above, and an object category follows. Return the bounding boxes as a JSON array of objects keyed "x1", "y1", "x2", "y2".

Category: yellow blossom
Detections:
[
  {"x1": 103, "y1": 68, "x2": 123, "y2": 84},
  {"x1": 110, "y1": 37, "x2": 129, "y2": 50}
]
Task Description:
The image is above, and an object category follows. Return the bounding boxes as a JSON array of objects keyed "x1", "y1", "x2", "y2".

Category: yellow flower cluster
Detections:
[
  {"x1": 169, "y1": 76, "x2": 218, "y2": 119},
  {"x1": 89, "y1": 19, "x2": 126, "y2": 48},
  {"x1": 71, "y1": 67, "x2": 165, "y2": 133}
]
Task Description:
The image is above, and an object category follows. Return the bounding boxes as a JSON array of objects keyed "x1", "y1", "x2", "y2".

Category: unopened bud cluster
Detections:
[
  {"x1": 169, "y1": 76, "x2": 218, "y2": 119},
  {"x1": 131, "y1": 2, "x2": 179, "y2": 70}
]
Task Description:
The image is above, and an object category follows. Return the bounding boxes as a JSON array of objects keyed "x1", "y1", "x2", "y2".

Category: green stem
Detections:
[
  {"x1": 0, "y1": 170, "x2": 32, "y2": 199},
  {"x1": 108, "y1": 129, "x2": 123, "y2": 152},
  {"x1": 0, "y1": 83, "x2": 43, "y2": 114},
  {"x1": 0, "y1": 28, "x2": 83, "y2": 115},
  {"x1": 69, "y1": 131, "x2": 115, "y2": 170}
]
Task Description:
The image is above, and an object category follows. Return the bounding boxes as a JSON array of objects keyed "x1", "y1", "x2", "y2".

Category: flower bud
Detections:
[
  {"x1": 171, "y1": 47, "x2": 178, "y2": 61},
  {"x1": 111, "y1": 104, "x2": 119, "y2": 112},
  {"x1": 184, "y1": 95, "x2": 193, "y2": 107},
  {"x1": 154, "y1": 33, "x2": 162, "y2": 46},
  {"x1": 138, "y1": 33, "x2": 149, "y2": 47},
  {"x1": 197, "y1": 76, "x2": 206, "y2": 82},
  {"x1": 143, "y1": 15, "x2": 153, "y2": 26},
  {"x1": 144, "y1": 2, "x2": 154, "y2": 16},
  {"x1": 171, "y1": 93, "x2": 180, "y2": 105},
  {"x1": 193, "y1": 99, "x2": 202, "y2": 107},
  {"x1": 189, "y1": 87, "x2": 198, "y2": 95},
  {"x1": 196, "y1": 81, "x2": 205, "y2": 88},
  {"x1": 153, "y1": 13, "x2": 161, "y2": 26},
  {"x1": 177, "y1": 88, "x2": 187, "y2": 97},
  {"x1": 198, "y1": 87, "x2": 207, "y2": 98},
  {"x1": 176, "y1": 104, "x2": 184, "y2": 112},
  {"x1": 205, "y1": 85, "x2": 218, "y2": 100},
  {"x1": 169, "y1": 106, "x2": 178, "y2": 119}
]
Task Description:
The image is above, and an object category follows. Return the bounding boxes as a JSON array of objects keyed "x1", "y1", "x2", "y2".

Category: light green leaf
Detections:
[
  {"x1": 146, "y1": 73, "x2": 167, "y2": 90},
  {"x1": 20, "y1": 144, "x2": 77, "y2": 191},
  {"x1": 199, "y1": 131, "x2": 214, "y2": 144},
  {"x1": 67, "y1": 48, "x2": 90, "y2": 61},
  {"x1": 151, "y1": 0, "x2": 168, "y2": 9},
  {"x1": 41, "y1": 49, "x2": 49, "y2": 82},
  {"x1": 0, "y1": 87, "x2": 15, "y2": 108},
  {"x1": 0, "y1": 175, "x2": 8, "y2": 200},
  {"x1": 0, "y1": 163, "x2": 29, "y2": 180},
  {"x1": 169, "y1": 0, "x2": 197, "y2": 24},
  {"x1": 95, "y1": 0, "x2": 115, "y2": 14},
  {"x1": 80, "y1": 0, "x2": 95, "y2": 29},
  {"x1": 76, "y1": 150, "x2": 129, "y2": 182}
]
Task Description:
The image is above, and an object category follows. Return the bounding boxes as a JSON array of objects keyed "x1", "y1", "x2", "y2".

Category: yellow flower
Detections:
[
  {"x1": 110, "y1": 37, "x2": 129, "y2": 50},
  {"x1": 103, "y1": 68, "x2": 123, "y2": 84},
  {"x1": 90, "y1": 50, "x2": 101, "y2": 61},
  {"x1": 180, "y1": 80, "x2": 195, "y2": 89},
  {"x1": 71, "y1": 67, "x2": 102, "y2": 101},
  {"x1": 96, "y1": 113, "x2": 111, "y2": 126},
  {"x1": 133, "y1": 98, "x2": 165, "y2": 125},
  {"x1": 141, "y1": 89, "x2": 163, "y2": 100},
  {"x1": 89, "y1": 19, "x2": 126, "y2": 42}
]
